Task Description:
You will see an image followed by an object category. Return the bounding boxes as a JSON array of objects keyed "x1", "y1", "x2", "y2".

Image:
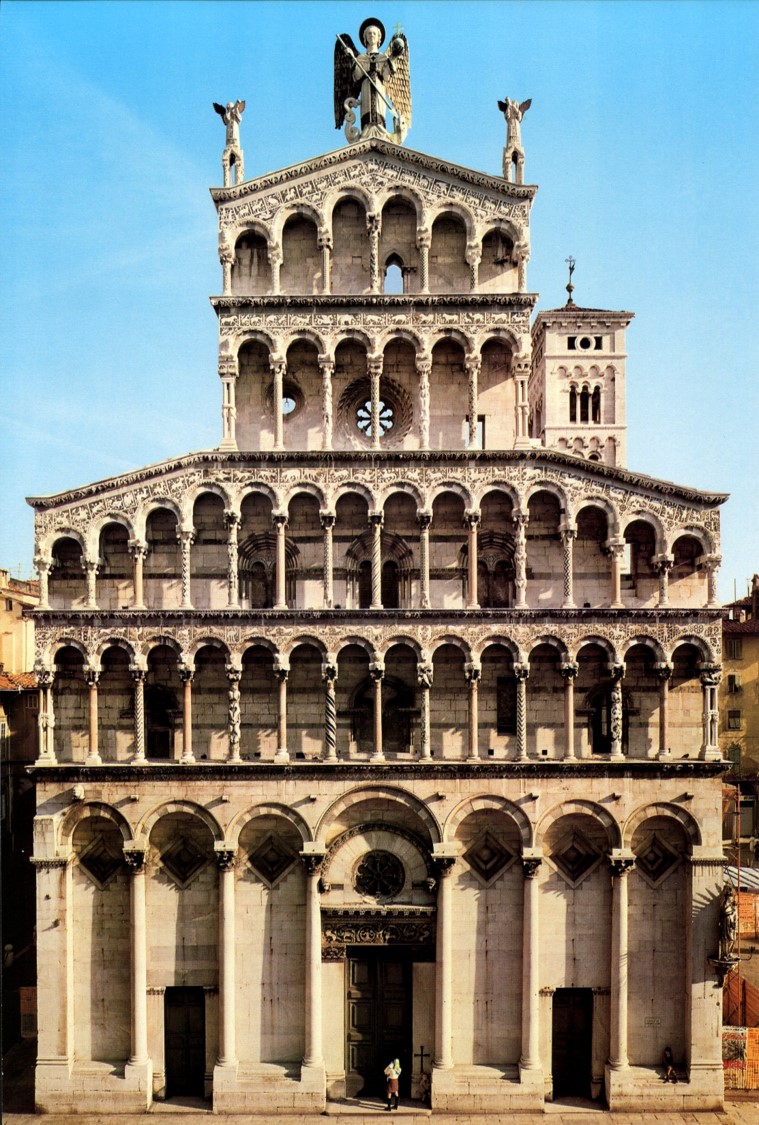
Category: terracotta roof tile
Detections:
[{"x1": 0, "y1": 671, "x2": 37, "y2": 691}]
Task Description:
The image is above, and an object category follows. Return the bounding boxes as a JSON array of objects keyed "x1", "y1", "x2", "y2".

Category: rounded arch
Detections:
[
  {"x1": 574, "y1": 635, "x2": 617, "y2": 663},
  {"x1": 142, "y1": 634, "x2": 183, "y2": 660},
  {"x1": 430, "y1": 634, "x2": 472, "y2": 660},
  {"x1": 430, "y1": 202, "x2": 476, "y2": 243},
  {"x1": 478, "y1": 327, "x2": 519, "y2": 354},
  {"x1": 475, "y1": 482, "x2": 521, "y2": 510},
  {"x1": 380, "y1": 481, "x2": 424, "y2": 510},
  {"x1": 285, "y1": 481, "x2": 327, "y2": 509},
  {"x1": 445, "y1": 794, "x2": 533, "y2": 847},
  {"x1": 227, "y1": 801, "x2": 313, "y2": 848},
  {"x1": 135, "y1": 498, "x2": 183, "y2": 541},
  {"x1": 51, "y1": 637, "x2": 90, "y2": 663},
  {"x1": 186, "y1": 482, "x2": 233, "y2": 517},
  {"x1": 620, "y1": 635, "x2": 666, "y2": 663},
  {"x1": 316, "y1": 784, "x2": 442, "y2": 848},
  {"x1": 525, "y1": 480, "x2": 568, "y2": 512},
  {"x1": 376, "y1": 185, "x2": 425, "y2": 224},
  {"x1": 573, "y1": 495, "x2": 619, "y2": 536},
  {"x1": 59, "y1": 801, "x2": 133, "y2": 846},
  {"x1": 283, "y1": 635, "x2": 328, "y2": 661},
  {"x1": 95, "y1": 637, "x2": 136, "y2": 665},
  {"x1": 237, "y1": 636, "x2": 279, "y2": 660},
  {"x1": 333, "y1": 481, "x2": 375, "y2": 509},
  {"x1": 668, "y1": 526, "x2": 713, "y2": 556},
  {"x1": 428, "y1": 327, "x2": 473, "y2": 355},
  {"x1": 46, "y1": 527, "x2": 87, "y2": 557},
  {"x1": 136, "y1": 799, "x2": 224, "y2": 847},
  {"x1": 378, "y1": 328, "x2": 425, "y2": 357},
  {"x1": 233, "y1": 219, "x2": 271, "y2": 247},
  {"x1": 669, "y1": 634, "x2": 715, "y2": 664},
  {"x1": 379, "y1": 634, "x2": 424, "y2": 661},
  {"x1": 480, "y1": 218, "x2": 520, "y2": 246},
  {"x1": 527, "y1": 634, "x2": 569, "y2": 661},
  {"x1": 623, "y1": 802, "x2": 701, "y2": 849},
  {"x1": 336, "y1": 635, "x2": 377, "y2": 661},
  {"x1": 536, "y1": 799, "x2": 622, "y2": 849},
  {"x1": 429, "y1": 480, "x2": 473, "y2": 508},
  {"x1": 91, "y1": 514, "x2": 135, "y2": 555},
  {"x1": 239, "y1": 481, "x2": 279, "y2": 509},
  {"x1": 285, "y1": 328, "x2": 328, "y2": 356},
  {"x1": 274, "y1": 202, "x2": 323, "y2": 244},
  {"x1": 187, "y1": 636, "x2": 231, "y2": 662},
  {"x1": 477, "y1": 636, "x2": 521, "y2": 663},
  {"x1": 325, "y1": 184, "x2": 375, "y2": 223},
  {"x1": 236, "y1": 329, "x2": 278, "y2": 357},
  {"x1": 333, "y1": 327, "x2": 373, "y2": 354},
  {"x1": 621, "y1": 510, "x2": 665, "y2": 552}
]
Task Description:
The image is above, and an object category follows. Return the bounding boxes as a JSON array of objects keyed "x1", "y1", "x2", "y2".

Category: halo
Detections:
[{"x1": 359, "y1": 17, "x2": 386, "y2": 47}]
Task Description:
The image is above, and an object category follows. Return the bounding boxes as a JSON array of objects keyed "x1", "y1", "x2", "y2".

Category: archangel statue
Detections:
[
  {"x1": 498, "y1": 96, "x2": 532, "y2": 184},
  {"x1": 334, "y1": 17, "x2": 411, "y2": 145},
  {"x1": 213, "y1": 100, "x2": 246, "y2": 187}
]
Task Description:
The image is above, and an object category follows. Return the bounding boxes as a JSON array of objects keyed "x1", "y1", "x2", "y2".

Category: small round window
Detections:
[
  {"x1": 354, "y1": 850, "x2": 404, "y2": 897},
  {"x1": 578, "y1": 336, "x2": 593, "y2": 350},
  {"x1": 282, "y1": 395, "x2": 297, "y2": 415}
]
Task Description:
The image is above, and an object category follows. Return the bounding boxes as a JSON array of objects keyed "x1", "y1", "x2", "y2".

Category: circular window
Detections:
[
  {"x1": 579, "y1": 336, "x2": 593, "y2": 350},
  {"x1": 265, "y1": 379, "x2": 302, "y2": 419},
  {"x1": 354, "y1": 850, "x2": 405, "y2": 897},
  {"x1": 282, "y1": 395, "x2": 297, "y2": 415},
  {"x1": 338, "y1": 377, "x2": 412, "y2": 447}
]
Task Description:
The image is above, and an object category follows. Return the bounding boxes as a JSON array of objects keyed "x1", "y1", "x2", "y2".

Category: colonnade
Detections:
[
  {"x1": 35, "y1": 505, "x2": 722, "y2": 612},
  {"x1": 35, "y1": 650, "x2": 723, "y2": 765}
]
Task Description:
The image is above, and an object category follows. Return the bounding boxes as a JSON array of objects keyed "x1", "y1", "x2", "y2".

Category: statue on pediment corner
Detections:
[
  {"x1": 334, "y1": 17, "x2": 411, "y2": 145},
  {"x1": 213, "y1": 99, "x2": 246, "y2": 187}
]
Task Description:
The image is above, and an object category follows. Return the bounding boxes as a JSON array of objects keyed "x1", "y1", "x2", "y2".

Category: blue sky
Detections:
[{"x1": 1, "y1": 0, "x2": 757, "y2": 600}]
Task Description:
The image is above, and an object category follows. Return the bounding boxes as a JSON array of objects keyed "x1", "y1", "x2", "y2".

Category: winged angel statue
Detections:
[{"x1": 334, "y1": 17, "x2": 411, "y2": 145}]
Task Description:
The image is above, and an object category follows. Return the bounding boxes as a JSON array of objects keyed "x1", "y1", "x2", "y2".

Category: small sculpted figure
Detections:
[
  {"x1": 718, "y1": 883, "x2": 738, "y2": 960},
  {"x1": 213, "y1": 100, "x2": 246, "y2": 186},
  {"x1": 334, "y1": 18, "x2": 411, "y2": 144}
]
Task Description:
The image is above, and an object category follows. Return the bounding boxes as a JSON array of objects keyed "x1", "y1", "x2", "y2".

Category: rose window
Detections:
[
  {"x1": 354, "y1": 850, "x2": 405, "y2": 897},
  {"x1": 356, "y1": 399, "x2": 394, "y2": 438}
]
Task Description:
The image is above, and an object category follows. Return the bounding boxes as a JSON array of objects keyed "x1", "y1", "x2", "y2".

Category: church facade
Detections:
[{"x1": 29, "y1": 21, "x2": 728, "y2": 1115}]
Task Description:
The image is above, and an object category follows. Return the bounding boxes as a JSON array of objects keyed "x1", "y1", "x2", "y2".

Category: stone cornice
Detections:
[
  {"x1": 210, "y1": 293, "x2": 538, "y2": 312},
  {"x1": 27, "y1": 606, "x2": 725, "y2": 627},
  {"x1": 209, "y1": 139, "x2": 537, "y2": 206},
  {"x1": 28, "y1": 760, "x2": 727, "y2": 783},
  {"x1": 533, "y1": 308, "x2": 635, "y2": 331},
  {"x1": 26, "y1": 448, "x2": 728, "y2": 510}
]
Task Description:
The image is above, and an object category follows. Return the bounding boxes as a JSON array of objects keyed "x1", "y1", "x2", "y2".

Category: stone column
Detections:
[
  {"x1": 608, "y1": 539, "x2": 625, "y2": 608},
  {"x1": 465, "y1": 662, "x2": 481, "y2": 761},
  {"x1": 36, "y1": 668, "x2": 55, "y2": 763},
  {"x1": 219, "y1": 233, "x2": 234, "y2": 296},
  {"x1": 465, "y1": 243, "x2": 482, "y2": 292},
  {"x1": 418, "y1": 358, "x2": 431, "y2": 450},
  {"x1": 322, "y1": 661, "x2": 338, "y2": 761},
  {"x1": 609, "y1": 663, "x2": 625, "y2": 761},
  {"x1": 655, "y1": 554, "x2": 673, "y2": 607},
  {"x1": 515, "y1": 662, "x2": 530, "y2": 761},
  {"x1": 224, "y1": 511, "x2": 240, "y2": 608},
  {"x1": 270, "y1": 358, "x2": 286, "y2": 451},
  {"x1": 300, "y1": 849, "x2": 327, "y2": 1073},
  {"x1": 561, "y1": 662, "x2": 578, "y2": 760},
  {"x1": 417, "y1": 229, "x2": 430, "y2": 293},
  {"x1": 417, "y1": 510, "x2": 432, "y2": 608},
  {"x1": 704, "y1": 555, "x2": 721, "y2": 608},
  {"x1": 655, "y1": 663, "x2": 673, "y2": 760},
  {"x1": 269, "y1": 245, "x2": 282, "y2": 295},
  {"x1": 272, "y1": 511, "x2": 288, "y2": 609},
  {"x1": 433, "y1": 855, "x2": 456, "y2": 1070},
  {"x1": 179, "y1": 529, "x2": 194, "y2": 610},
  {"x1": 561, "y1": 528, "x2": 576, "y2": 608},
  {"x1": 220, "y1": 376, "x2": 238, "y2": 452},
  {"x1": 465, "y1": 356, "x2": 481, "y2": 448},
  {"x1": 369, "y1": 661, "x2": 384, "y2": 762},
  {"x1": 516, "y1": 240, "x2": 530, "y2": 291},
  {"x1": 129, "y1": 541, "x2": 147, "y2": 609},
  {"x1": 318, "y1": 232, "x2": 332, "y2": 294},
  {"x1": 608, "y1": 853, "x2": 635, "y2": 1070},
  {"x1": 319, "y1": 357, "x2": 334, "y2": 451},
  {"x1": 215, "y1": 845, "x2": 237, "y2": 1070},
  {"x1": 320, "y1": 511, "x2": 335, "y2": 608},
  {"x1": 465, "y1": 509, "x2": 480, "y2": 608},
  {"x1": 369, "y1": 511, "x2": 383, "y2": 609},
  {"x1": 85, "y1": 667, "x2": 101, "y2": 765},
  {"x1": 123, "y1": 846, "x2": 150, "y2": 1076},
  {"x1": 513, "y1": 356, "x2": 531, "y2": 446},
  {"x1": 131, "y1": 667, "x2": 147, "y2": 764},
  {"x1": 226, "y1": 664, "x2": 242, "y2": 763},
  {"x1": 417, "y1": 662, "x2": 433, "y2": 760},
  {"x1": 84, "y1": 558, "x2": 99, "y2": 609},
  {"x1": 367, "y1": 213, "x2": 381, "y2": 292},
  {"x1": 520, "y1": 852, "x2": 543, "y2": 1078},
  {"x1": 179, "y1": 666, "x2": 195, "y2": 763},
  {"x1": 35, "y1": 556, "x2": 50, "y2": 609},
  {"x1": 368, "y1": 356, "x2": 383, "y2": 449},
  {"x1": 274, "y1": 659, "x2": 289, "y2": 763},
  {"x1": 514, "y1": 512, "x2": 529, "y2": 608},
  {"x1": 700, "y1": 666, "x2": 721, "y2": 760}
]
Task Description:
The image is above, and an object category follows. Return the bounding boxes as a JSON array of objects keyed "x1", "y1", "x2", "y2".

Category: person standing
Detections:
[{"x1": 383, "y1": 1057, "x2": 401, "y2": 1111}]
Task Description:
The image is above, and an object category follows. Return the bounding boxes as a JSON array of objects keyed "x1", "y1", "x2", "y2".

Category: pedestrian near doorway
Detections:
[{"x1": 384, "y1": 1057, "x2": 401, "y2": 1110}]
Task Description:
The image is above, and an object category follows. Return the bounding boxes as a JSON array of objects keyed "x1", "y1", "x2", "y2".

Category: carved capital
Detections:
[
  {"x1": 464, "y1": 508, "x2": 481, "y2": 529},
  {"x1": 123, "y1": 845, "x2": 146, "y2": 873},
  {"x1": 322, "y1": 661, "x2": 338, "y2": 684},
  {"x1": 417, "y1": 663, "x2": 433, "y2": 689},
  {"x1": 319, "y1": 509, "x2": 336, "y2": 529},
  {"x1": 272, "y1": 511, "x2": 288, "y2": 529},
  {"x1": 224, "y1": 509, "x2": 240, "y2": 528},
  {"x1": 464, "y1": 662, "x2": 481, "y2": 683},
  {"x1": 560, "y1": 661, "x2": 579, "y2": 681},
  {"x1": 522, "y1": 856, "x2": 542, "y2": 879},
  {"x1": 433, "y1": 856, "x2": 456, "y2": 880},
  {"x1": 369, "y1": 661, "x2": 385, "y2": 682},
  {"x1": 654, "y1": 662, "x2": 673, "y2": 683},
  {"x1": 609, "y1": 662, "x2": 625, "y2": 683},
  {"x1": 416, "y1": 509, "x2": 432, "y2": 530},
  {"x1": 514, "y1": 662, "x2": 530, "y2": 682},
  {"x1": 368, "y1": 510, "x2": 384, "y2": 528},
  {"x1": 215, "y1": 845, "x2": 236, "y2": 871},
  {"x1": 84, "y1": 667, "x2": 100, "y2": 688},
  {"x1": 608, "y1": 853, "x2": 635, "y2": 878}
]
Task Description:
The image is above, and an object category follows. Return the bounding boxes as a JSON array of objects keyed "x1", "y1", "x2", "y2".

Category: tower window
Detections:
[
  {"x1": 580, "y1": 388, "x2": 590, "y2": 423},
  {"x1": 383, "y1": 258, "x2": 404, "y2": 294},
  {"x1": 569, "y1": 387, "x2": 577, "y2": 422},
  {"x1": 591, "y1": 386, "x2": 601, "y2": 423}
]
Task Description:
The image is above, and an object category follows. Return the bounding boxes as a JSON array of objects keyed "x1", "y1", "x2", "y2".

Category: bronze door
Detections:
[
  {"x1": 164, "y1": 987, "x2": 205, "y2": 1098},
  {"x1": 346, "y1": 950, "x2": 411, "y2": 1097},
  {"x1": 551, "y1": 987, "x2": 593, "y2": 1098}
]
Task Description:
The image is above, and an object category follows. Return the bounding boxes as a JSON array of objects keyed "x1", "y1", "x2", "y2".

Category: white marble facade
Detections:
[{"x1": 29, "y1": 89, "x2": 727, "y2": 1115}]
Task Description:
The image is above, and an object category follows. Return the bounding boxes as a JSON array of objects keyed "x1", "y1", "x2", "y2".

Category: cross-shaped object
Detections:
[{"x1": 414, "y1": 1044, "x2": 430, "y2": 1070}]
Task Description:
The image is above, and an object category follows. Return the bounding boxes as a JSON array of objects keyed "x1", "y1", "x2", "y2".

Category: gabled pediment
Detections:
[{"x1": 211, "y1": 138, "x2": 536, "y2": 238}]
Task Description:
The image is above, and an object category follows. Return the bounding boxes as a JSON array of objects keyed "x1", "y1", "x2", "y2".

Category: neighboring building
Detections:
[
  {"x1": 720, "y1": 575, "x2": 759, "y2": 858},
  {"x1": 0, "y1": 570, "x2": 39, "y2": 1047},
  {"x1": 27, "y1": 21, "x2": 729, "y2": 1115}
]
